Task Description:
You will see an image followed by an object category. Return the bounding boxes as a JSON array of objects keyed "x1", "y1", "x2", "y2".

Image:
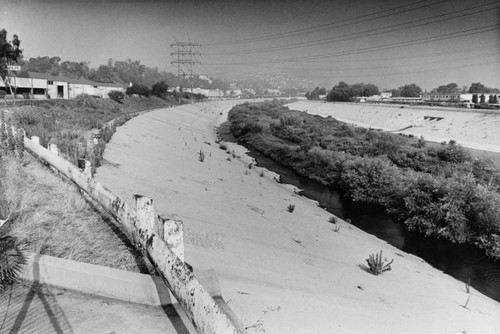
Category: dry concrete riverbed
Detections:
[{"x1": 95, "y1": 100, "x2": 500, "y2": 333}]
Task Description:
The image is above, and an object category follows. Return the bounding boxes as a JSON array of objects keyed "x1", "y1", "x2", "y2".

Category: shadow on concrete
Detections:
[
  {"x1": 151, "y1": 276, "x2": 193, "y2": 334},
  {"x1": 0, "y1": 255, "x2": 72, "y2": 334}
]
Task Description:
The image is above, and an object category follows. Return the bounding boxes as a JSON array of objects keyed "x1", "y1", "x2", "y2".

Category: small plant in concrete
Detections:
[
  {"x1": 260, "y1": 169, "x2": 264, "y2": 177},
  {"x1": 286, "y1": 204, "x2": 295, "y2": 213},
  {"x1": 363, "y1": 250, "x2": 393, "y2": 276},
  {"x1": 462, "y1": 295, "x2": 471, "y2": 310},
  {"x1": 329, "y1": 216, "x2": 337, "y2": 224},
  {"x1": 198, "y1": 150, "x2": 205, "y2": 162},
  {"x1": 465, "y1": 277, "x2": 470, "y2": 294},
  {"x1": 219, "y1": 142, "x2": 228, "y2": 150}
]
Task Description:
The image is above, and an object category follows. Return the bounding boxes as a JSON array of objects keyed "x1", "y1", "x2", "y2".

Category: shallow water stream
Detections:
[{"x1": 228, "y1": 138, "x2": 500, "y2": 303}]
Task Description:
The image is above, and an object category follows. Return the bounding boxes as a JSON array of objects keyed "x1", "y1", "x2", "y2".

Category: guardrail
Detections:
[{"x1": 23, "y1": 135, "x2": 246, "y2": 334}]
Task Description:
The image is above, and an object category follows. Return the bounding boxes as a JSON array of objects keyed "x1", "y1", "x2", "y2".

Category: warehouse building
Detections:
[{"x1": 0, "y1": 71, "x2": 125, "y2": 100}]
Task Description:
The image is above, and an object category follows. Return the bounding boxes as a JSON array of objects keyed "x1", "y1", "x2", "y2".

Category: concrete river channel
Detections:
[{"x1": 229, "y1": 139, "x2": 500, "y2": 303}]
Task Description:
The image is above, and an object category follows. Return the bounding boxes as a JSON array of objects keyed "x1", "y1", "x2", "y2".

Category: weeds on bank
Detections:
[
  {"x1": 219, "y1": 142, "x2": 228, "y2": 150},
  {"x1": 329, "y1": 216, "x2": 342, "y2": 232},
  {"x1": 198, "y1": 150, "x2": 205, "y2": 162},
  {"x1": 361, "y1": 250, "x2": 394, "y2": 276}
]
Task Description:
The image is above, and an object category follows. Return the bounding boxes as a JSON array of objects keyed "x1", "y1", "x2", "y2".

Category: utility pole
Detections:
[
  {"x1": 216, "y1": 67, "x2": 226, "y2": 100},
  {"x1": 170, "y1": 40, "x2": 201, "y2": 102}
]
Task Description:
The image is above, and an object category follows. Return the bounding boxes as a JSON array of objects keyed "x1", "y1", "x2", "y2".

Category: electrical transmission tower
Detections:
[{"x1": 170, "y1": 41, "x2": 201, "y2": 100}]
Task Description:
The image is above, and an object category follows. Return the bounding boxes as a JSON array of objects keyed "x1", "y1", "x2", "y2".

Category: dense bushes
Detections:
[
  {"x1": 126, "y1": 84, "x2": 150, "y2": 97},
  {"x1": 151, "y1": 81, "x2": 169, "y2": 99},
  {"x1": 227, "y1": 101, "x2": 500, "y2": 259},
  {"x1": 108, "y1": 90, "x2": 126, "y2": 102}
]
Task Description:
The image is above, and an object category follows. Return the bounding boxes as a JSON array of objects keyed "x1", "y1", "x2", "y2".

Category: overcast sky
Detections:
[{"x1": 1, "y1": 0, "x2": 499, "y2": 90}]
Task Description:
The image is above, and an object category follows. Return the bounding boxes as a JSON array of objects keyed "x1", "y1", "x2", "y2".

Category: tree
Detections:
[
  {"x1": 308, "y1": 87, "x2": 327, "y2": 99},
  {"x1": 0, "y1": 29, "x2": 22, "y2": 100},
  {"x1": 0, "y1": 29, "x2": 9, "y2": 80},
  {"x1": 88, "y1": 65, "x2": 115, "y2": 83},
  {"x1": 432, "y1": 83, "x2": 460, "y2": 94},
  {"x1": 472, "y1": 94, "x2": 478, "y2": 104},
  {"x1": 399, "y1": 84, "x2": 422, "y2": 97},
  {"x1": 468, "y1": 82, "x2": 487, "y2": 93},
  {"x1": 327, "y1": 82, "x2": 352, "y2": 101},
  {"x1": 391, "y1": 88, "x2": 401, "y2": 97},
  {"x1": 480, "y1": 94, "x2": 486, "y2": 103},
  {"x1": 126, "y1": 83, "x2": 150, "y2": 96},
  {"x1": 151, "y1": 81, "x2": 169, "y2": 99},
  {"x1": 326, "y1": 82, "x2": 379, "y2": 102}
]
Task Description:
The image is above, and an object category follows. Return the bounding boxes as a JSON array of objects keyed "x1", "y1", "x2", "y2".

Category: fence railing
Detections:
[{"x1": 23, "y1": 135, "x2": 246, "y2": 334}]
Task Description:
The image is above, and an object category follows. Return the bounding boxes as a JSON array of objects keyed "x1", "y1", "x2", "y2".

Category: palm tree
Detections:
[{"x1": 0, "y1": 233, "x2": 26, "y2": 291}]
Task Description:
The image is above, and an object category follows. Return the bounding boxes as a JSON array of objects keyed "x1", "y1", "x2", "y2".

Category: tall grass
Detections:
[{"x1": 0, "y1": 154, "x2": 144, "y2": 272}]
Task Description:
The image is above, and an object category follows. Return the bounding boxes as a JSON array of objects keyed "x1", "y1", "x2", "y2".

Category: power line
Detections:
[
  {"x1": 205, "y1": 49, "x2": 499, "y2": 72},
  {"x1": 295, "y1": 58, "x2": 498, "y2": 79},
  {"x1": 202, "y1": 43, "x2": 499, "y2": 66},
  {"x1": 204, "y1": 0, "x2": 447, "y2": 46},
  {"x1": 204, "y1": 2, "x2": 497, "y2": 56},
  {"x1": 202, "y1": 23, "x2": 499, "y2": 65}
]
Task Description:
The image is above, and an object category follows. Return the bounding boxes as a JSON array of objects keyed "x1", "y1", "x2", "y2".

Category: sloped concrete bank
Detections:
[
  {"x1": 288, "y1": 100, "x2": 500, "y2": 153},
  {"x1": 95, "y1": 100, "x2": 500, "y2": 333}
]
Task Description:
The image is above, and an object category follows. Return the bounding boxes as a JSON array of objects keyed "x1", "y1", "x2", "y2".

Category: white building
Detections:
[{"x1": 0, "y1": 71, "x2": 126, "y2": 100}]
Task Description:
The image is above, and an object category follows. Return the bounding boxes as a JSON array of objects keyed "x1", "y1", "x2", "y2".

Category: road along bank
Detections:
[{"x1": 96, "y1": 100, "x2": 500, "y2": 334}]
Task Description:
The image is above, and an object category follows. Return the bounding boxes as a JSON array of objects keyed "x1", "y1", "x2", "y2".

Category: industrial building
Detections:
[{"x1": 0, "y1": 71, "x2": 126, "y2": 100}]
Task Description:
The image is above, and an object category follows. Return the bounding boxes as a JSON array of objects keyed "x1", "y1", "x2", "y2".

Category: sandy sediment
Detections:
[{"x1": 95, "y1": 100, "x2": 500, "y2": 334}]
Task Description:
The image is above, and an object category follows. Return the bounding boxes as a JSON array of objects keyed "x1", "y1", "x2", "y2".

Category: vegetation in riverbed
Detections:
[
  {"x1": 362, "y1": 250, "x2": 393, "y2": 276},
  {"x1": 226, "y1": 100, "x2": 500, "y2": 259}
]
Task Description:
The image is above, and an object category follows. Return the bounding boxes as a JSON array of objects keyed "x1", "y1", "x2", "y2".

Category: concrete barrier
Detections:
[
  {"x1": 20, "y1": 253, "x2": 173, "y2": 306},
  {"x1": 23, "y1": 134, "x2": 246, "y2": 334}
]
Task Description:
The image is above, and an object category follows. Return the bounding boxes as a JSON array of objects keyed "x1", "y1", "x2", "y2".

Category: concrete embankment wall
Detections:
[{"x1": 21, "y1": 134, "x2": 246, "y2": 334}]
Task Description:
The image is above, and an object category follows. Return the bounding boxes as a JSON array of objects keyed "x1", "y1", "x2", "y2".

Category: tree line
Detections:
[{"x1": 307, "y1": 81, "x2": 500, "y2": 102}]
